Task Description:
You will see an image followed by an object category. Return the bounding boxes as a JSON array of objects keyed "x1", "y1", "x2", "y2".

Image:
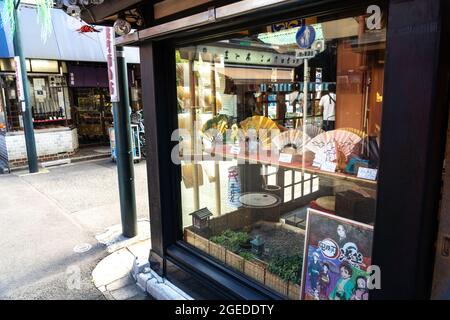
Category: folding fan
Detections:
[
  {"x1": 305, "y1": 129, "x2": 362, "y2": 162},
  {"x1": 297, "y1": 123, "x2": 324, "y2": 139},
  {"x1": 239, "y1": 116, "x2": 280, "y2": 149},
  {"x1": 340, "y1": 127, "x2": 368, "y2": 138},
  {"x1": 202, "y1": 115, "x2": 229, "y2": 146},
  {"x1": 271, "y1": 129, "x2": 311, "y2": 153}
]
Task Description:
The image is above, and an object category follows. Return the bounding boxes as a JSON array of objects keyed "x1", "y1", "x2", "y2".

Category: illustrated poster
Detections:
[{"x1": 300, "y1": 208, "x2": 374, "y2": 300}]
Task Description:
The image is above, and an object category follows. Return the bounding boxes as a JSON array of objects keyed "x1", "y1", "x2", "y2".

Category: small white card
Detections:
[
  {"x1": 320, "y1": 161, "x2": 337, "y2": 173},
  {"x1": 357, "y1": 167, "x2": 378, "y2": 181},
  {"x1": 230, "y1": 145, "x2": 241, "y2": 155},
  {"x1": 279, "y1": 153, "x2": 293, "y2": 163}
]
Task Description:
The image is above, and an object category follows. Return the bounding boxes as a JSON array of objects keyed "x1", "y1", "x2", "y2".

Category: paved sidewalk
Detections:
[
  {"x1": 0, "y1": 159, "x2": 150, "y2": 299},
  {"x1": 92, "y1": 220, "x2": 153, "y2": 300}
]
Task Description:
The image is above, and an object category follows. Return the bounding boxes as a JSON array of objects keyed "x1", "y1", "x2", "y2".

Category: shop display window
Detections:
[
  {"x1": 0, "y1": 74, "x2": 71, "y2": 131},
  {"x1": 175, "y1": 8, "x2": 386, "y2": 300}
]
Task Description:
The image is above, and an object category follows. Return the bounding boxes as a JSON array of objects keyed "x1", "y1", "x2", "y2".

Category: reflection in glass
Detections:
[{"x1": 176, "y1": 11, "x2": 386, "y2": 300}]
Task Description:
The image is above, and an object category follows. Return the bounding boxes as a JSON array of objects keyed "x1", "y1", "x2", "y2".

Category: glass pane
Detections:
[
  {"x1": 294, "y1": 183, "x2": 302, "y2": 199},
  {"x1": 285, "y1": 170, "x2": 292, "y2": 185},
  {"x1": 284, "y1": 186, "x2": 293, "y2": 202},
  {"x1": 268, "y1": 174, "x2": 277, "y2": 186},
  {"x1": 295, "y1": 171, "x2": 303, "y2": 183},
  {"x1": 303, "y1": 180, "x2": 311, "y2": 196},
  {"x1": 177, "y1": 7, "x2": 386, "y2": 300},
  {"x1": 312, "y1": 177, "x2": 320, "y2": 192}
]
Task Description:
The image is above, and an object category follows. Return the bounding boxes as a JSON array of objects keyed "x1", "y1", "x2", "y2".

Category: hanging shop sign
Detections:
[
  {"x1": 301, "y1": 209, "x2": 374, "y2": 300},
  {"x1": 270, "y1": 19, "x2": 302, "y2": 32},
  {"x1": 14, "y1": 57, "x2": 25, "y2": 102},
  {"x1": 105, "y1": 27, "x2": 119, "y2": 102},
  {"x1": 190, "y1": 46, "x2": 301, "y2": 67}
]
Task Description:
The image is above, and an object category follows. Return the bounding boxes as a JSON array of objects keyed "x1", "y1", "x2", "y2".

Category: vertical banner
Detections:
[
  {"x1": 14, "y1": 56, "x2": 26, "y2": 113},
  {"x1": 14, "y1": 56, "x2": 24, "y2": 101},
  {"x1": 105, "y1": 27, "x2": 119, "y2": 102},
  {"x1": 227, "y1": 166, "x2": 241, "y2": 207},
  {"x1": 301, "y1": 209, "x2": 374, "y2": 300}
]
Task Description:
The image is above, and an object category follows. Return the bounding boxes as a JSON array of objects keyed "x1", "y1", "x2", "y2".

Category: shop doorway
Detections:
[{"x1": 71, "y1": 87, "x2": 112, "y2": 146}]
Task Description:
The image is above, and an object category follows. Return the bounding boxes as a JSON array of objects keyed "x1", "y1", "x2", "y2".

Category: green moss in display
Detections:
[
  {"x1": 210, "y1": 229, "x2": 251, "y2": 253},
  {"x1": 267, "y1": 254, "x2": 303, "y2": 284}
]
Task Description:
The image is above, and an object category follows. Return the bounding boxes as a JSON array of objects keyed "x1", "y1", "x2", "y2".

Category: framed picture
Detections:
[{"x1": 300, "y1": 208, "x2": 374, "y2": 300}]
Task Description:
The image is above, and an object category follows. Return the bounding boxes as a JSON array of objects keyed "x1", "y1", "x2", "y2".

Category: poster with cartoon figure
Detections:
[{"x1": 300, "y1": 208, "x2": 374, "y2": 300}]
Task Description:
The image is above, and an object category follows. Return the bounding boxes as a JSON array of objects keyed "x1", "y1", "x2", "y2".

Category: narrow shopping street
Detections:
[{"x1": 0, "y1": 159, "x2": 149, "y2": 299}]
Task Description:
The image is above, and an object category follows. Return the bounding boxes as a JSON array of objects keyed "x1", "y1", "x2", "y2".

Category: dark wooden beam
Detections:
[
  {"x1": 371, "y1": 0, "x2": 449, "y2": 299},
  {"x1": 140, "y1": 40, "x2": 182, "y2": 275}
]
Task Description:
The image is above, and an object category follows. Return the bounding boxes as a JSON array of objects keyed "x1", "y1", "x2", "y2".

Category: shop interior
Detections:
[{"x1": 176, "y1": 14, "x2": 385, "y2": 300}]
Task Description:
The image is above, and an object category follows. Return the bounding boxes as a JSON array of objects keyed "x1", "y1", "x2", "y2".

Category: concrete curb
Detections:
[
  {"x1": 131, "y1": 259, "x2": 193, "y2": 300},
  {"x1": 92, "y1": 220, "x2": 191, "y2": 300}
]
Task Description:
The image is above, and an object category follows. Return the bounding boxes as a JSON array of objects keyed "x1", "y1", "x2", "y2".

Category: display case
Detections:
[
  {"x1": 133, "y1": 0, "x2": 448, "y2": 301},
  {"x1": 173, "y1": 9, "x2": 384, "y2": 298}
]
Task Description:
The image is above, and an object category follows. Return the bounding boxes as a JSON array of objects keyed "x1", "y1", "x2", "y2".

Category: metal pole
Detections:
[
  {"x1": 189, "y1": 59, "x2": 200, "y2": 211},
  {"x1": 13, "y1": 4, "x2": 38, "y2": 173},
  {"x1": 302, "y1": 58, "x2": 309, "y2": 178},
  {"x1": 113, "y1": 46, "x2": 137, "y2": 238},
  {"x1": 211, "y1": 60, "x2": 221, "y2": 216}
]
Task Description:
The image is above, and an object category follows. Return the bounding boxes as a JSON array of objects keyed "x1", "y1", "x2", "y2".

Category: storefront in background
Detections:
[
  {"x1": 0, "y1": 57, "x2": 77, "y2": 169},
  {"x1": 0, "y1": 3, "x2": 142, "y2": 169},
  {"x1": 67, "y1": 62, "x2": 141, "y2": 145},
  {"x1": 86, "y1": 0, "x2": 450, "y2": 299}
]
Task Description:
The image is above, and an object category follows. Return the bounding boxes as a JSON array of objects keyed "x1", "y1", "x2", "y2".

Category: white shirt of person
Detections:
[
  {"x1": 289, "y1": 91, "x2": 305, "y2": 113},
  {"x1": 319, "y1": 92, "x2": 336, "y2": 121}
]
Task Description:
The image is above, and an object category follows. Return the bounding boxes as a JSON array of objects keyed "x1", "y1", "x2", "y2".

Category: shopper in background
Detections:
[
  {"x1": 320, "y1": 83, "x2": 336, "y2": 131},
  {"x1": 289, "y1": 82, "x2": 304, "y2": 115}
]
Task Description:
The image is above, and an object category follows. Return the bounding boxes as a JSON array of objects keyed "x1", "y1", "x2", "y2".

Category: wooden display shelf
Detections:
[{"x1": 194, "y1": 143, "x2": 378, "y2": 187}]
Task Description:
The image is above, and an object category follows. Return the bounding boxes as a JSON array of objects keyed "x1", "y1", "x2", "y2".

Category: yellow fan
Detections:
[
  {"x1": 239, "y1": 116, "x2": 280, "y2": 148},
  {"x1": 202, "y1": 115, "x2": 229, "y2": 146},
  {"x1": 340, "y1": 127, "x2": 368, "y2": 138}
]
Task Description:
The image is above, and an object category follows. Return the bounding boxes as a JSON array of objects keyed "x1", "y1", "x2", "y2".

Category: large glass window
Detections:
[{"x1": 175, "y1": 8, "x2": 386, "y2": 300}]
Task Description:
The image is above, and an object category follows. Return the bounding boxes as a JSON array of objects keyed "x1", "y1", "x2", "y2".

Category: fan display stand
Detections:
[{"x1": 210, "y1": 143, "x2": 377, "y2": 187}]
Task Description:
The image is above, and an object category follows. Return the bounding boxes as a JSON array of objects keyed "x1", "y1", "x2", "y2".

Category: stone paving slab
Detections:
[
  {"x1": 110, "y1": 283, "x2": 145, "y2": 300},
  {"x1": 92, "y1": 249, "x2": 135, "y2": 288}
]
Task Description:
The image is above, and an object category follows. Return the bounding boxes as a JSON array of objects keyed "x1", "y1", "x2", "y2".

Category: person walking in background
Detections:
[{"x1": 319, "y1": 83, "x2": 336, "y2": 131}]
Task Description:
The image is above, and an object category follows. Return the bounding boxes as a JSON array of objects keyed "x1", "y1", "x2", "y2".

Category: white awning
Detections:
[{"x1": 0, "y1": 4, "x2": 140, "y2": 64}]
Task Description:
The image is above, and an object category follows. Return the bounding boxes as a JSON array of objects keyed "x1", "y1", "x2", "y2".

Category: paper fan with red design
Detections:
[{"x1": 305, "y1": 129, "x2": 362, "y2": 162}]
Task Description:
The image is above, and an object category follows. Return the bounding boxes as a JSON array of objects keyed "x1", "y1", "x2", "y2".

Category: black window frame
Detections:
[{"x1": 140, "y1": 0, "x2": 449, "y2": 300}]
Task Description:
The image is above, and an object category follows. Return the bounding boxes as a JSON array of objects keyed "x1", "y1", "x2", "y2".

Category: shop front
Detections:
[
  {"x1": 0, "y1": 3, "x2": 143, "y2": 169},
  {"x1": 90, "y1": 0, "x2": 449, "y2": 299},
  {"x1": 68, "y1": 62, "x2": 142, "y2": 146},
  {"x1": 0, "y1": 57, "x2": 78, "y2": 169}
]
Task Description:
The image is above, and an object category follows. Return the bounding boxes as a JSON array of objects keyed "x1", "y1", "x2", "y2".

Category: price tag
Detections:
[
  {"x1": 320, "y1": 161, "x2": 336, "y2": 173},
  {"x1": 357, "y1": 167, "x2": 378, "y2": 181},
  {"x1": 230, "y1": 145, "x2": 241, "y2": 155},
  {"x1": 279, "y1": 153, "x2": 293, "y2": 163}
]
